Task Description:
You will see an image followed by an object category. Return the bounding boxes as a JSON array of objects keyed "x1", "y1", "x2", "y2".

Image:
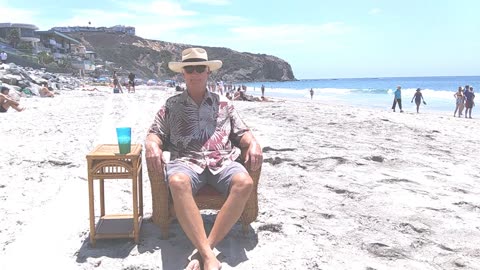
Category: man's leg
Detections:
[
  {"x1": 392, "y1": 99, "x2": 397, "y2": 111},
  {"x1": 208, "y1": 171, "x2": 253, "y2": 248},
  {"x1": 2, "y1": 100, "x2": 24, "y2": 112},
  {"x1": 11, "y1": 103, "x2": 25, "y2": 112},
  {"x1": 168, "y1": 169, "x2": 220, "y2": 270},
  {"x1": 200, "y1": 171, "x2": 252, "y2": 270}
]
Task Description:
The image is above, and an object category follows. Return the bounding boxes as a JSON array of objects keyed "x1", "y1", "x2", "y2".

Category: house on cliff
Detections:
[{"x1": 0, "y1": 23, "x2": 40, "y2": 48}]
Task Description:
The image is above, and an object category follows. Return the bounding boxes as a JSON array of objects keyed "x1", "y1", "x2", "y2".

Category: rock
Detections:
[{"x1": 0, "y1": 62, "x2": 88, "y2": 94}]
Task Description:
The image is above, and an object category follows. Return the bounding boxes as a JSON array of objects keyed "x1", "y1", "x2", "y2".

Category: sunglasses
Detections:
[{"x1": 183, "y1": 65, "x2": 207, "y2": 74}]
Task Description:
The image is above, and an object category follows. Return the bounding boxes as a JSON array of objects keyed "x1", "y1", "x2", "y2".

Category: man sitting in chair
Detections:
[{"x1": 145, "y1": 48, "x2": 262, "y2": 270}]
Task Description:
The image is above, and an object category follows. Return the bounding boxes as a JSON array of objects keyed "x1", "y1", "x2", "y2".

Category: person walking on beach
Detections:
[
  {"x1": 464, "y1": 86, "x2": 475, "y2": 118},
  {"x1": 112, "y1": 71, "x2": 123, "y2": 93},
  {"x1": 261, "y1": 84, "x2": 265, "y2": 97},
  {"x1": 0, "y1": 87, "x2": 25, "y2": 112},
  {"x1": 0, "y1": 51, "x2": 7, "y2": 64},
  {"x1": 411, "y1": 88, "x2": 426, "y2": 113},
  {"x1": 145, "y1": 48, "x2": 262, "y2": 270},
  {"x1": 453, "y1": 86, "x2": 465, "y2": 117},
  {"x1": 128, "y1": 72, "x2": 135, "y2": 93},
  {"x1": 392, "y1": 86, "x2": 403, "y2": 112},
  {"x1": 310, "y1": 88, "x2": 314, "y2": 100}
]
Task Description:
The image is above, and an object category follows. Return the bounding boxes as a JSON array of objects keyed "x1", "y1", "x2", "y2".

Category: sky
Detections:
[{"x1": 1, "y1": 0, "x2": 480, "y2": 79}]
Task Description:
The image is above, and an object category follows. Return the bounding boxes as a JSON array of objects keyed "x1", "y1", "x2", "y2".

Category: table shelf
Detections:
[{"x1": 95, "y1": 214, "x2": 143, "y2": 239}]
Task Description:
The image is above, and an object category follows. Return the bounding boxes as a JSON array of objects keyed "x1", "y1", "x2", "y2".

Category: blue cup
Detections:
[{"x1": 116, "y1": 127, "x2": 131, "y2": 154}]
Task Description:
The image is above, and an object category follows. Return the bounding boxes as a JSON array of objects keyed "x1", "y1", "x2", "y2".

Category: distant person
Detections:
[
  {"x1": 39, "y1": 82, "x2": 54, "y2": 97},
  {"x1": 464, "y1": 86, "x2": 475, "y2": 118},
  {"x1": 453, "y1": 86, "x2": 465, "y2": 117},
  {"x1": 128, "y1": 72, "x2": 136, "y2": 93},
  {"x1": 310, "y1": 88, "x2": 314, "y2": 100},
  {"x1": 411, "y1": 88, "x2": 426, "y2": 113},
  {"x1": 19, "y1": 86, "x2": 34, "y2": 97},
  {"x1": 392, "y1": 86, "x2": 403, "y2": 112},
  {"x1": 0, "y1": 51, "x2": 7, "y2": 64},
  {"x1": 261, "y1": 84, "x2": 265, "y2": 97},
  {"x1": 1, "y1": 87, "x2": 25, "y2": 112},
  {"x1": 112, "y1": 71, "x2": 123, "y2": 93}
]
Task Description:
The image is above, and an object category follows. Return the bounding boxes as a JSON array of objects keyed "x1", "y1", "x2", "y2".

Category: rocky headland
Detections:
[{"x1": 68, "y1": 31, "x2": 296, "y2": 82}]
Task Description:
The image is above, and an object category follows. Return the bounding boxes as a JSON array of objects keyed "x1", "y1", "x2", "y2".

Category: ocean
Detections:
[{"x1": 242, "y1": 76, "x2": 479, "y2": 113}]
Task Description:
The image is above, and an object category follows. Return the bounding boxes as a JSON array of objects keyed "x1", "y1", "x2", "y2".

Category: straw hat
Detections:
[{"x1": 168, "y1": 48, "x2": 222, "y2": 73}]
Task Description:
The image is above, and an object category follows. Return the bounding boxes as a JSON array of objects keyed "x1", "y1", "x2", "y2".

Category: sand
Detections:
[{"x1": 1, "y1": 86, "x2": 479, "y2": 270}]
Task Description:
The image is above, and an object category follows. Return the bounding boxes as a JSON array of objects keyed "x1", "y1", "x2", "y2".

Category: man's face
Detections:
[{"x1": 183, "y1": 65, "x2": 209, "y2": 89}]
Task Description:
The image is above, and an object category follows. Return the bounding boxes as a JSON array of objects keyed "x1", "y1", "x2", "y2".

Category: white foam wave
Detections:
[
  {"x1": 245, "y1": 85, "x2": 462, "y2": 101},
  {"x1": 392, "y1": 88, "x2": 459, "y2": 100}
]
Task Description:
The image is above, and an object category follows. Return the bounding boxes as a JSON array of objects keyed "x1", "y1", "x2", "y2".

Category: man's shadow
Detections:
[{"x1": 75, "y1": 215, "x2": 259, "y2": 269}]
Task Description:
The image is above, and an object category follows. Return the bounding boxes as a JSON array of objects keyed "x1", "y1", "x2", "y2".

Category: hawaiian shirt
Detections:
[{"x1": 148, "y1": 90, "x2": 249, "y2": 175}]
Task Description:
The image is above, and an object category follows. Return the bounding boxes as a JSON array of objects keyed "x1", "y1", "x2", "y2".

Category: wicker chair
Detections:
[{"x1": 147, "y1": 146, "x2": 262, "y2": 239}]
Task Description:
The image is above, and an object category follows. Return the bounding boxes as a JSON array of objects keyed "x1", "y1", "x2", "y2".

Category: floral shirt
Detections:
[{"x1": 148, "y1": 90, "x2": 249, "y2": 175}]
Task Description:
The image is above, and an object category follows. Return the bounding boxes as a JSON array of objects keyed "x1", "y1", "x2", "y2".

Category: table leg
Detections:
[
  {"x1": 139, "y1": 166, "x2": 143, "y2": 217},
  {"x1": 88, "y1": 176, "x2": 96, "y2": 247},
  {"x1": 99, "y1": 179, "x2": 105, "y2": 217},
  {"x1": 132, "y1": 172, "x2": 139, "y2": 243}
]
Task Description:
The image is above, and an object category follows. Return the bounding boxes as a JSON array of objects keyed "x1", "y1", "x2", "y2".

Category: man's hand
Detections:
[
  {"x1": 245, "y1": 140, "x2": 262, "y2": 171},
  {"x1": 239, "y1": 131, "x2": 263, "y2": 171},
  {"x1": 145, "y1": 134, "x2": 164, "y2": 175}
]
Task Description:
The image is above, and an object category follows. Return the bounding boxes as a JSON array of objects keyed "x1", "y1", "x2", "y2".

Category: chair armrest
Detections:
[
  {"x1": 237, "y1": 142, "x2": 262, "y2": 225},
  {"x1": 146, "y1": 158, "x2": 170, "y2": 227}
]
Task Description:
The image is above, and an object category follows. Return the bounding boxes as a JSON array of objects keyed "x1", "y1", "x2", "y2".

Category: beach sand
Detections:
[{"x1": 1, "y1": 86, "x2": 479, "y2": 269}]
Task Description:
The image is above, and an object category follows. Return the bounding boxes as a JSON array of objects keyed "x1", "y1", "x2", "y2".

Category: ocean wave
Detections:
[{"x1": 246, "y1": 86, "x2": 462, "y2": 101}]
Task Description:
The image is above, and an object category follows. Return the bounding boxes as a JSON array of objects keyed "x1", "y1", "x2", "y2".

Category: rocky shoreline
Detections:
[{"x1": 0, "y1": 62, "x2": 88, "y2": 97}]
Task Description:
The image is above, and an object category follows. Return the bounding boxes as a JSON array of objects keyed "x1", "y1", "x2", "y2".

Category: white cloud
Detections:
[
  {"x1": 56, "y1": 2, "x2": 200, "y2": 36},
  {"x1": 135, "y1": 21, "x2": 200, "y2": 40},
  {"x1": 189, "y1": 0, "x2": 230, "y2": 5},
  {"x1": 207, "y1": 15, "x2": 248, "y2": 25},
  {"x1": 369, "y1": 8, "x2": 381, "y2": 15},
  {"x1": 156, "y1": 22, "x2": 352, "y2": 62},
  {"x1": 0, "y1": 5, "x2": 37, "y2": 24},
  {"x1": 230, "y1": 22, "x2": 351, "y2": 43}
]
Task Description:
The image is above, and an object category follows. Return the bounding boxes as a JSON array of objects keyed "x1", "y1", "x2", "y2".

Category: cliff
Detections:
[{"x1": 69, "y1": 32, "x2": 296, "y2": 82}]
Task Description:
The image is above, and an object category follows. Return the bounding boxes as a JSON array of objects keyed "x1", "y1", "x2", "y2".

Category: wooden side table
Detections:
[{"x1": 86, "y1": 144, "x2": 143, "y2": 247}]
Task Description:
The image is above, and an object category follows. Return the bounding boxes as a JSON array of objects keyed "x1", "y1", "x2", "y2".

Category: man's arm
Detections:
[
  {"x1": 238, "y1": 131, "x2": 262, "y2": 171},
  {"x1": 0, "y1": 93, "x2": 19, "y2": 105}
]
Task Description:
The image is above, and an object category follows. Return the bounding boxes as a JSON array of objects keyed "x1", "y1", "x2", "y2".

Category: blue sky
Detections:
[{"x1": 1, "y1": 0, "x2": 479, "y2": 79}]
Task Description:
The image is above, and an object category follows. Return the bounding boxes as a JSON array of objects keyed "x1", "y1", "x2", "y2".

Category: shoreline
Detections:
[{"x1": 234, "y1": 89, "x2": 476, "y2": 119}]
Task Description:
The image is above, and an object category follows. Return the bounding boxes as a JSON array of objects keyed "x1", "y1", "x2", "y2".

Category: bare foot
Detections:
[
  {"x1": 203, "y1": 256, "x2": 221, "y2": 270},
  {"x1": 185, "y1": 250, "x2": 202, "y2": 270},
  {"x1": 185, "y1": 259, "x2": 201, "y2": 270},
  {"x1": 13, "y1": 106, "x2": 26, "y2": 112}
]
